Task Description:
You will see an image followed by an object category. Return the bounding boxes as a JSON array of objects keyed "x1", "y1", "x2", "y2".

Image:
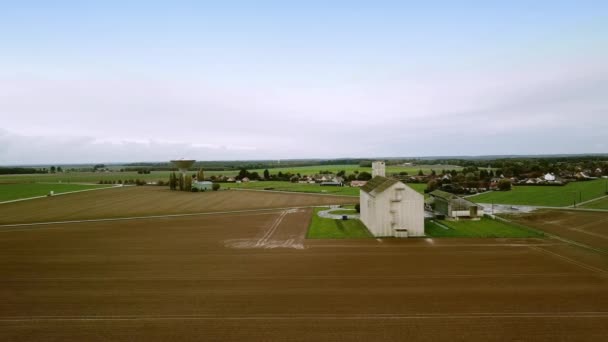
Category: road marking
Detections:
[{"x1": 0, "y1": 185, "x2": 122, "y2": 205}]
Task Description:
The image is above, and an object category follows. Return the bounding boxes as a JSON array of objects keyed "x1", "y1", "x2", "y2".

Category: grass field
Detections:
[
  {"x1": 0, "y1": 164, "x2": 459, "y2": 184},
  {"x1": 0, "y1": 183, "x2": 113, "y2": 202},
  {"x1": 307, "y1": 207, "x2": 372, "y2": 238},
  {"x1": 223, "y1": 181, "x2": 426, "y2": 197},
  {"x1": 425, "y1": 217, "x2": 543, "y2": 238},
  {"x1": 581, "y1": 196, "x2": 608, "y2": 210},
  {"x1": 469, "y1": 179, "x2": 608, "y2": 207}
]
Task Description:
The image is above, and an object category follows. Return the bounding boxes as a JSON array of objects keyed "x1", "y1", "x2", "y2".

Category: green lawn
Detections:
[
  {"x1": 329, "y1": 209, "x2": 358, "y2": 215},
  {"x1": 425, "y1": 217, "x2": 543, "y2": 238},
  {"x1": 0, "y1": 183, "x2": 114, "y2": 202},
  {"x1": 307, "y1": 207, "x2": 372, "y2": 239},
  {"x1": 581, "y1": 196, "x2": 608, "y2": 210},
  {"x1": 468, "y1": 179, "x2": 608, "y2": 207}
]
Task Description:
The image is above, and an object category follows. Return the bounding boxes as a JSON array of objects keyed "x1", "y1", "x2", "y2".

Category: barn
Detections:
[{"x1": 359, "y1": 163, "x2": 424, "y2": 237}]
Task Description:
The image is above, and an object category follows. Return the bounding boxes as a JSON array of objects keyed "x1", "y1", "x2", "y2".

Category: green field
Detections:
[
  {"x1": 307, "y1": 207, "x2": 372, "y2": 239},
  {"x1": 425, "y1": 218, "x2": 543, "y2": 238},
  {"x1": 222, "y1": 181, "x2": 426, "y2": 197},
  {"x1": 0, "y1": 164, "x2": 459, "y2": 185},
  {"x1": 581, "y1": 196, "x2": 608, "y2": 210},
  {"x1": 0, "y1": 183, "x2": 114, "y2": 202},
  {"x1": 468, "y1": 179, "x2": 608, "y2": 207}
]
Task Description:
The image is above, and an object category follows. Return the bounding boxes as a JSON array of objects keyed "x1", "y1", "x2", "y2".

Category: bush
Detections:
[
  {"x1": 191, "y1": 187, "x2": 199, "y2": 192},
  {"x1": 498, "y1": 179, "x2": 512, "y2": 191},
  {"x1": 355, "y1": 204, "x2": 360, "y2": 213},
  {"x1": 212, "y1": 183, "x2": 221, "y2": 191}
]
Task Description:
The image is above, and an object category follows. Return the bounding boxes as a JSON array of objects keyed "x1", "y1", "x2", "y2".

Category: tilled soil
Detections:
[
  {"x1": 0, "y1": 186, "x2": 356, "y2": 225},
  {"x1": 1, "y1": 208, "x2": 607, "y2": 341}
]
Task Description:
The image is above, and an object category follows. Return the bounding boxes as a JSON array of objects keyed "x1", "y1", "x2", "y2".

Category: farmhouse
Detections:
[
  {"x1": 429, "y1": 190, "x2": 481, "y2": 219},
  {"x1": 359, "y1": 163, "x2": 424, "y2": 237}
]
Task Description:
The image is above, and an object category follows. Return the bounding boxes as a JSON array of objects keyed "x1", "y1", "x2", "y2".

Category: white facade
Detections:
[
  {"x1": 360, "y1": 179, "x2": 424, "y2": 237},
  {"x1": 372, "y1": 161, "x2": 386, "y2": 177},
  {"x1": 544, "y1": 173, "x2": 556, "y2": 181}
]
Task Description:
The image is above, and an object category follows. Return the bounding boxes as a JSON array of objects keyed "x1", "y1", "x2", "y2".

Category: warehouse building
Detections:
[
  {"x1": 429, "y1": 190, "x2": 481, "y2": 219},
  {"x1": 359, "y1": 162, "x2": 424, "y2": 237}
]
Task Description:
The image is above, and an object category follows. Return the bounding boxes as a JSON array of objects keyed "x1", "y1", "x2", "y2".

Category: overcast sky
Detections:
[{"x1": 1, "y1": 1, "x2": 607, "y2": 164}]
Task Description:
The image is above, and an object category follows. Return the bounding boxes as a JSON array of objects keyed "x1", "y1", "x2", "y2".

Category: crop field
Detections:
[
  {"x1": 507, "y1": 209, "x2": 608, "y2": 252},
  {"x1": 0, "y1": 186, "x2": 356, "y2": 225},
  {"x1": 0, "y1": 164, "x2": 459, "y2": 185},
  {"x1": 469, "y1": 179, "x2": 608, "y2": 207},
  {"x1": 1, "y1": 196, "x2": 607, "y2": 341},
  {"x1": 425, "y1": 217, "x2": 544, "y2": 238},
  {"x1": 0, "y1": 183, "x2": 114, "y2": 202}
]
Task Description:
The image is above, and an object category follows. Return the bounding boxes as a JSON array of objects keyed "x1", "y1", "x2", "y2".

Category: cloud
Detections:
[{"x1": 0, "y1": 59, "x2": 607, "y2": 164}]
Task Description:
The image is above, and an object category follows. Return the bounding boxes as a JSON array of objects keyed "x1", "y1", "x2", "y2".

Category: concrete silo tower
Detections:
[{"x1": 372, "y1": 161, "x2": 386, "y2": 177}]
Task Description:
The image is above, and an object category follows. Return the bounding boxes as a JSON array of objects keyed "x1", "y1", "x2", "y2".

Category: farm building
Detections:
[
  {"x1": 359, "y1": 163, "x2": 424, "y2": 238},
  {"x1": 429, "y1": 190, "x2": 481, "y2": 219},
  {"x1": 192, "y1": 181, "x2": 213, "y2": 191}
]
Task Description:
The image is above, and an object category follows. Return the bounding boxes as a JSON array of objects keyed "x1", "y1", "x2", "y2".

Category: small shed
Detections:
[{"x1": 192, "y1": 181, "x2": 213, "y2": 191}]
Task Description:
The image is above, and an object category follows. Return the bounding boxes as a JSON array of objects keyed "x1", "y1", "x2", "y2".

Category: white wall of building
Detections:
[{"x1": 360, "y1": 182, "x2": 424, "y2": 237}]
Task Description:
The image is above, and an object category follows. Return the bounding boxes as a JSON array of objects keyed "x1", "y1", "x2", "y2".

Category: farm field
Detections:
[
  {"x1": 0, "y1": 183, "x2": 113, "y2": 202},
  {"x1": 1, "y1": 204, "x2": 607, "y2": 341},
  {"x1": 507, "y1": 210, "x2": 608, "y2": 252},
  {"x1": 0, "y1": 164, "x2": 459, "y2": 184},
  {"x1": 469, "y1": 179, "x2": 608, "y2": 207},
  {"x1": 0, "y1": 186, "x2": 356, "y2": 225},
  {"x1": 307, "y1": 207, "x2": 372, "y2": 239},
  {"x1": 425, "y1": 217, "x2": 543, "y2": 238}
]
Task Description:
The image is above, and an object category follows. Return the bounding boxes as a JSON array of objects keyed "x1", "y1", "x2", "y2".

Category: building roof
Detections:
[
  {"x1": 429, "y1": 189, "x2": 458, "y2": 201},
  {"x1": 360, "y1": 176, "x2": 398, "y2": 194}
]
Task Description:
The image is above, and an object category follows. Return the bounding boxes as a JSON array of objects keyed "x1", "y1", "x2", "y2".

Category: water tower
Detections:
[{"x1": 171, "y1": 159, "x2": 196, "y2": 179}]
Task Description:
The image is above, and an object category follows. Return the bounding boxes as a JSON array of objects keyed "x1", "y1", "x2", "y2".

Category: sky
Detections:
[{"x1": 1, "y1": 0, "x2": 607, "y2": 164}]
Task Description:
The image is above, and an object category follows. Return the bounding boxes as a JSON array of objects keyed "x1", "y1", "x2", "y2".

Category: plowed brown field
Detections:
[
  {"x1": 0, "y1": 186, "x2": 356, "y2": 225},
  {"x1": 508, "y1": 209, "x2": 608, "y2": 252},
  {"x1": 1, "y1": 191, "x2": 607, "y2": 341}
]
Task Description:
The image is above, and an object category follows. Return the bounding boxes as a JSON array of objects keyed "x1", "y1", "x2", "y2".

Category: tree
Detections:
[
  {"x1": 57, "y1": 166, "x2": 63, "y2": 173},
  {"x1": 498, "y1": 179, "x2": 512, "y2": 191},
  {"x1": 427, "y1": 179, "x2": 439, "y2": 192},
  {"x1": 197, "y1": 168, "x2": 205, "y2": 181},
  {"x1": 184, "y1": 175, "x2": 192, "y2": 191},
  {"x1": 50, "y1": 166, "x2": 56, "y2": 173},
  {"x1": 418, "y1": 170, "x2": 424, "y2": 176},
  {"x1": 357, "y1": 171, "x2": 372, "y2": 180},
  {"x1": 263, "y1": 169, "x2": 270, "y2": 180},
  {"x1": 178, "y1": 174, "x2": 184, "y2": 191},
  {"x1": 212, "y1": 183, "x2": 220, "y2": 191}
]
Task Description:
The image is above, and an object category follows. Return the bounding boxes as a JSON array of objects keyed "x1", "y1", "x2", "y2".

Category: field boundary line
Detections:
[
  {"x1": 0, "y1": 206, "x2": 327, "y2": 229},
  {"x1": 494, "y1": 215, "x2": 607, "y2": 255},
  {"x1": 529, "y1": 246, "x2": 608, "y2": 277},
  {"x1": 0, "y1": 185, "x2": 122, "y2": 205},
  {"x1": 577, "y1": 194, "x2": 608, "y2": 207}
]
